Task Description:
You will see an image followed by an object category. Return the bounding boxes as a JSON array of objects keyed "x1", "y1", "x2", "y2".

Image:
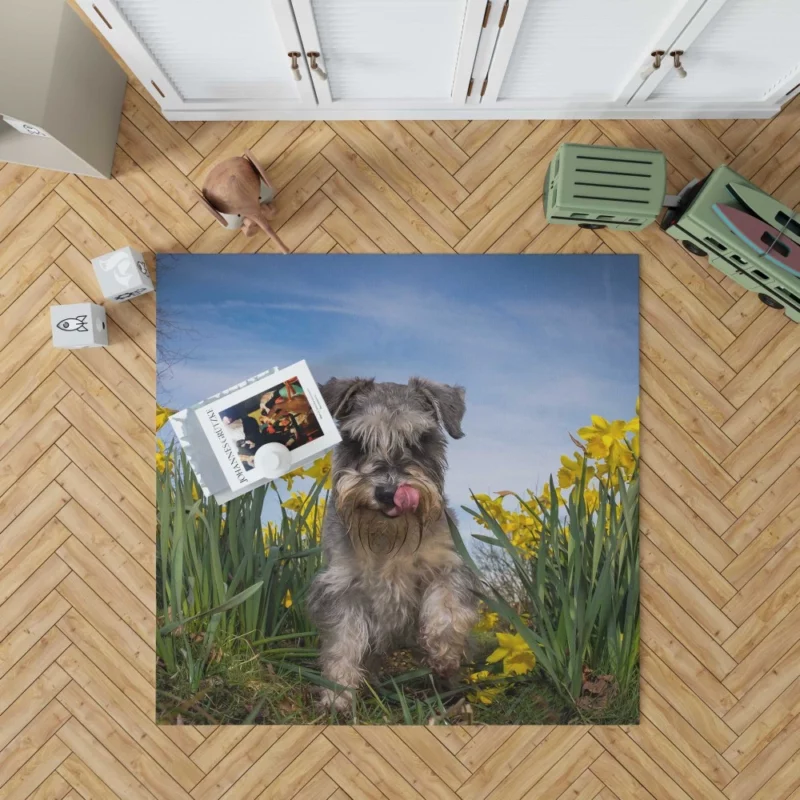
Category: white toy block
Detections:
[
  {"x1": 91, "y1": 246, "x2": 154, "y2": 302},
  {"x1": 51, "y1": 303, "x2": 108, "y2": 349}
]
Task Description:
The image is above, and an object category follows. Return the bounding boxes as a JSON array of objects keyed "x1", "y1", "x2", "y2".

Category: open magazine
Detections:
[{"x1": 170, "y1": 360, "x2": 340, "y2": 502}]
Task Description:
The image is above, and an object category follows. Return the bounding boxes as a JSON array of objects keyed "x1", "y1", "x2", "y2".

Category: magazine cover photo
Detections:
[
  {"x1": 156, "y1": 253, "x2": 640, "y2": 726},
  {"x1": 218, "y1": 376, "x2": 323, "y2": 469}
]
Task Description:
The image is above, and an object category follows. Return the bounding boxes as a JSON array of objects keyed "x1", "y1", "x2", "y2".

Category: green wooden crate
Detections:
[
  {"x1": 661, "y1": 164, "x2": 800, "y2": 323},
  {"x1": 544, "y1": 143, "x2": 667, "y2": 231}
]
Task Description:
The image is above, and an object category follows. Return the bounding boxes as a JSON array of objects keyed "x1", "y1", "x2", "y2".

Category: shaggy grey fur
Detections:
[{"x1": 308, "y1": 377, "x2": 478, "y2": 711}]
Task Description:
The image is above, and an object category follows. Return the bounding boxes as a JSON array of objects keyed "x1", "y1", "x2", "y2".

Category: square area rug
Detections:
[{"x1": 155, "y1": 254, "x2": 640, "y2": 725}]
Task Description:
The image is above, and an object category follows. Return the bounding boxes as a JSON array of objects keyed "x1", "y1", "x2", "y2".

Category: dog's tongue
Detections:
[{"x1": 393, "y1": 484, "x2": 420, "y2": 514}]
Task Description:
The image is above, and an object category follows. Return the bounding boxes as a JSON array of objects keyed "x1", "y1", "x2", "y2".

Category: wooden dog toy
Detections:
[{"x1": 197, "y1": 149, "x2": 289, "y2": 254}]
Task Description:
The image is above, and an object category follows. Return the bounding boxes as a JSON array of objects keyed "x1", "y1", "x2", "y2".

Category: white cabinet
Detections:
[
  {"x1": 630, "y1": 0, "x2": 800, "y2": 109},
  {"x1": 479, "y1": 0, "x2": 704, "y2": 109},
  {"x1": 78, "y1": 0, "x2": 316, "y2": 112},
  {"x1": 289, "y1": 0, "x2": 486, "y2": 108},
  {"x1": 76, "y1": 0, "x2": 800, "y2": 120}
]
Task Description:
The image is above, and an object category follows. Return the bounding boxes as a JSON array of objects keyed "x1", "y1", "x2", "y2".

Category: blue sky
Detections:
[{"x1": 157, "y1": 254, "x2": 639, "y2": 526}]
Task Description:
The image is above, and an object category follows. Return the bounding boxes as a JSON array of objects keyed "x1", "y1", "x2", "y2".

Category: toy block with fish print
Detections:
[
  {"x1": 92, "y1": 246, "x2": 154, "y2": 302},
  {"x1": 50, "y1": 302, "x2": 108, "y2": 348}
]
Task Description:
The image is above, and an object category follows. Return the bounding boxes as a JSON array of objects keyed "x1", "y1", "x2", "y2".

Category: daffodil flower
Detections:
[
  {"x1": 486, "y1": 632, "x2": 537, "y2": 676},
  {"x1": 155, "y1": 438, "x2": 172, "y2": 473},
  {"x1": 557, "y1": 452, "x2": 596, "y2": 489},
  {"x1": 466, "y1": 671, "x2": 506, "y2": 705},
  {"x1": 303, "y1": 453, "x2": 333, "y2": 490},
  {"x1": 281, "y1": 493, "x2": 309, "y2": 513},
  {"x1": 156, "y1": 404, "x2": 177, "y2": 431},
  {"x1": 474, "y1": 610, "x2": 499, "y2": 632}
]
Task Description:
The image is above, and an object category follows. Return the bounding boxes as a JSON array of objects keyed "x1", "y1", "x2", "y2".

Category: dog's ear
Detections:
[
  {"x1": 320, "y1": 377, "x2": 374, "y2": 420},
  {"x1": 411, "y1": 378, "x2": 466, "y2": 439}
]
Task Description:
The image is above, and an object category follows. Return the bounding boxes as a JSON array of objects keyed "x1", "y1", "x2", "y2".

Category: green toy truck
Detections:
[{"x1": 543, "y1": 142, "x2": 800, "y2": 322}]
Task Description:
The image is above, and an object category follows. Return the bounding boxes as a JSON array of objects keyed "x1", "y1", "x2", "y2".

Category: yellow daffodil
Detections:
[
  {"x1": 557, "y1": 452, "x2": 596, "y2": 489},
  {"x1": 262, "y1": 522, "x2": 279, "y2": 549},
  {"x1": 578, "y1": 415, "x2": 627, "y2": 443},
  {"x1": 281, "y1": 492, "x2": 308, "y2": 514},
  {"x1": 627, "y1": 408, "x2": 640, "y2": 458},
  {"x1": 303, "y1": 453, "x2": 333, "y2": 490},
  {"x1": 466, "y1": 671, "x2": 505, "y2": 705},
  {"x1": 156, "y1": 404, "x2": 177, "y2": 431},
  {"x1": 486, "y1": 632, "x2": 536, "y2": 676},
  {"x1": 282, "y1": 590, "x2": 292, "y2": 608},
  {"x1": 473, "y1": 493, "x2": 509, "y2": 520},
  {"x1": 538, "y1": 482, "x2": 563, "y2": 511},
  {"x1": 596, "y1": 440, "x2": 635, "y2": 481},
  {"x1": 279, "y1": 466, "x2": 305, "y2": 492},
  {"x1": 578, "y1": 415, "x2": 638, "y2": 462},
  {"x1": 155, "y1": 438, "x2": 172, "y2": 473},
  {"x1": 474, "y1": 609, "x2": 499, "y2": 632}
]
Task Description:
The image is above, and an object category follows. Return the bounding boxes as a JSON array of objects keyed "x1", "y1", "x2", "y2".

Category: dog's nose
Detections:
[{"x1": 374, "y1": 485, "x2": 396, "y2": 507}]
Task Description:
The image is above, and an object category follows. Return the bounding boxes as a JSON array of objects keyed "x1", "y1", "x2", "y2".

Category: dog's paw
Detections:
[
  {"x1": 318, "y1": 688, "x2": 353, "y2": 714},
  {"x1": 427, "y1": 653, "x2": 462, "y2": 679}
]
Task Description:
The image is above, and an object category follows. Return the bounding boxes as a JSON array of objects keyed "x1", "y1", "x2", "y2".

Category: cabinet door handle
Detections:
[
  {"x1": 307, "y1": 52, "x2": 328, "y2": 81},
  {"x1": 640, "y1": 50, "x2": 665, "y2": 80},
  {"x1": 670, "y1": 50, "x2": 687, "y2": 79},
  {"x1": 288, "y1": 52, "x2": 302, "y2": 81}
]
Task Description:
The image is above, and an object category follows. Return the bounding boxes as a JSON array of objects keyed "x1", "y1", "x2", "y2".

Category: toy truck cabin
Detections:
[{"x1": 661, "y1": 165, "x2": 800, "y2": 322}]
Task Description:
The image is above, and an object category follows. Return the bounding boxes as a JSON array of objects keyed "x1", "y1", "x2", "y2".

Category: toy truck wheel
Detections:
[
  {"x1": 758, "y1": 293, "x2": 785, "y2": 310},
  {"x1": 578, "y1": 223, "x2": 606, "y2": 230},
  {"x1": 682, "y1": 240, "x2": 707, "y2": 257}
]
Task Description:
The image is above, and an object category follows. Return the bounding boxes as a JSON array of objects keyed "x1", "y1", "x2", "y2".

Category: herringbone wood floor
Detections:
[{"x1": 3, "y1": 42, "x2": 800, "y2": 799}]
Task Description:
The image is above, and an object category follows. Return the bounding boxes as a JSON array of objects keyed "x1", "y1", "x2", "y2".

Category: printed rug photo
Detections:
[{"x1": 155, "y1": 254, "x2": 640, "y2": 725}]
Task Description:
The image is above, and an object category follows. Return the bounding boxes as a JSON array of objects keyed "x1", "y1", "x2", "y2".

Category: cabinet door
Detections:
[
  {"x1": 288, "y1": 0, "x2": 486, "y2": 109},
  {"x1": 75, "y1": 0, "x2": 316, "y2": 113},
  {"x1": 481, "y1": 0, "x2": 706, "y2": 110},
  {"x1": 633, "y1": 0, "x2": 800, "y2": 108}
]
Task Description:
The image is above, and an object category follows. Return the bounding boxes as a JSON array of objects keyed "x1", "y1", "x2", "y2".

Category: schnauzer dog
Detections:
[{"x1": 308, "y1": 376, "x2": 478, "y2": 711}]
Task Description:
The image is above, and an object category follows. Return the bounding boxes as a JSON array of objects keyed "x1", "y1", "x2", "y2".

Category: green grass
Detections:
[
  {"x1": 156, "y1": 443, "x2": 640, "y2": 726},
  {"x1": 157, "y1": 636, "x2": 638, "y2": 726},
  {"x1": 448, "y1": 461, "x2": 640, "y2": 707}
]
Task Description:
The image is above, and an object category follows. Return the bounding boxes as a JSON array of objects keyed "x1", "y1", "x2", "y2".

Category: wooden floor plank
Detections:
[
  {"x1": 57, "y1": 752, "x2": 120, "y2": 800},
  {"x1": 400, "y1": 120, "x2": 469, "y2": 174},
  {"x1": 56, "y1": 717, "x2": 157, "y2": 800},
  {"x1": 56, "y1": 681, "x2": 192, "y2": 800},
  {"x1": 0, "y1": 733, "x2": 71, "y2": 800},
  {"x1": 323, "y1": 137, "x2": 453, "y2": 252},
  {"x1": 0, "y1": 592, "x2": 70, "y2": 682},
  {"x1": 0, "y1": 699, "x2": 71, "y2": 790},
  {"x1": 122, "y1": 86, "x2": 202, "y2": 176},
  {"x1": 56, "y1": 575, "x2": 155, "y2": 683},
  {"x1": 642, "y1": 500, "x2": 736, "y2": 608},
  {"x1": 640, "y1": 679, "x2": 737, "y2": 790},
  {"x1": 56, "y1": 534, "x2": 153, "y2": 646}
]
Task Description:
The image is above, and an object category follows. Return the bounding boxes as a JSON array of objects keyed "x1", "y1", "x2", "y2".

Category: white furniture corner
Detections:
[
  {"x1": 75, "y1": 0, "x2": 800, "y2": 121},
  {"x1": 0, "y1": 0, "x2": 127, "y2": 178}
]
